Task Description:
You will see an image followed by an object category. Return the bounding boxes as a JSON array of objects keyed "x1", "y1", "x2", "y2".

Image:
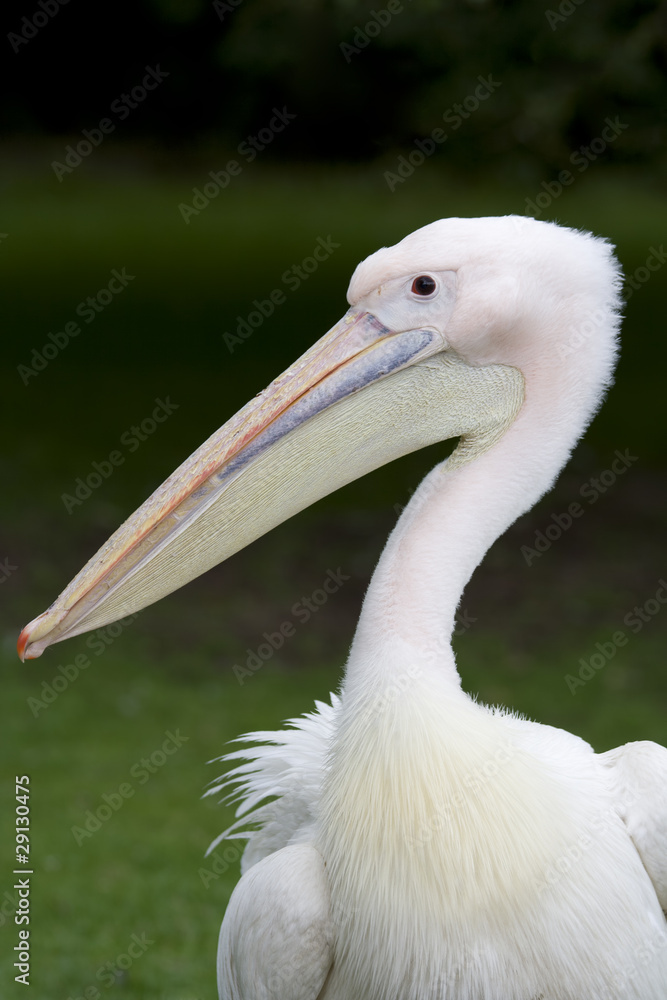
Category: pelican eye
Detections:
[{"x1": 411, "y1": 275, "x2": 437, "y2": 296}]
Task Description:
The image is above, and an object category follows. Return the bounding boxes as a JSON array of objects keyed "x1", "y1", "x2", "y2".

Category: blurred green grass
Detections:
[{"x1": 2, "y1": 158, "x2": 666, "y2": 998}]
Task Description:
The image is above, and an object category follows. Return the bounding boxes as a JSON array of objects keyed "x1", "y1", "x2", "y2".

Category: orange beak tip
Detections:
[{"x1": 17, "y1": 626, "x2": 39, "y2": 662}]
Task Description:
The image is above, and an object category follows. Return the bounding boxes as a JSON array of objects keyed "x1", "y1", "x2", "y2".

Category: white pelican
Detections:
[{"x1": 19, "y1": 216, "x2": 667, "y2": 999}]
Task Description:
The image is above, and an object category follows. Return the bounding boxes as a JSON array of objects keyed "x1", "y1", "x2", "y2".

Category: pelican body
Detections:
[{"x1": 19, "y1": 216, "x2": 667, "y2": 998}]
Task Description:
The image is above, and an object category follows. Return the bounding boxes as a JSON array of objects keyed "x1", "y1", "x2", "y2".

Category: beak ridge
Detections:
[{"x1": 18, "y1": 308, "x2": 443, "y2": 660}]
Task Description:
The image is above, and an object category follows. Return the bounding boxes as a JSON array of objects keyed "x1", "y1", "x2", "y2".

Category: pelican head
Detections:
[{"x1": 18, "y1": 215, "x2": 621, "y2": 660}]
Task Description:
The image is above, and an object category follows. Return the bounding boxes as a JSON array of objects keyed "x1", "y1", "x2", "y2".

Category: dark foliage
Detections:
[{"x1": 2, "y1": 0, "x2": 665, "y2": 174}]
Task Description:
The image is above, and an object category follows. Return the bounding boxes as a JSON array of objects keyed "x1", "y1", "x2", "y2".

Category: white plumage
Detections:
[
  {"x1": 209, "y1": 218, "x2": 667, "y2": 999},
  {"x1": 18, "y1": 215, "x2": 667, "y2": 999}
]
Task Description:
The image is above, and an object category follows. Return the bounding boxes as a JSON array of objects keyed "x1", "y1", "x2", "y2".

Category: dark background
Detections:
[
  {"x1": 2, "y1": 2, "x2": 666, "y2": 998},
  {"x1": 3, "y1": 0, "x2": 666, "y2": 171}
]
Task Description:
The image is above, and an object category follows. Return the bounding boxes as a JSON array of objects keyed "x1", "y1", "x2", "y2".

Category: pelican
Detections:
[{"x1": 19, "y1": 216, "x2": 667, "y2": 999}]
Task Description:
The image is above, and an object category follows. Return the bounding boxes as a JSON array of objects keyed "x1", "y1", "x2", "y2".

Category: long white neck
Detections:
[{"x1": 343, "y1": 320, "x2": 617, "y2": 702}]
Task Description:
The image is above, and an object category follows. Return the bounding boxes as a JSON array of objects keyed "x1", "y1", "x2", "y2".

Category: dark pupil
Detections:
[{"x1": 413, "y1": 275, "x2": 436, "y2": 296}]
